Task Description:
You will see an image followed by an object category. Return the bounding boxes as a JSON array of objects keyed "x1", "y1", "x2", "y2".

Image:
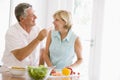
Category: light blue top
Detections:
[{"x1": 49, "y1": 29, "x2": 77, "y2": 69}]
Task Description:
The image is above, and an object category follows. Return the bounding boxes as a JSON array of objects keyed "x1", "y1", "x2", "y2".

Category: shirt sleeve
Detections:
[{"x1": 5, "y1": 31, "x2": 27, "y2": 52}]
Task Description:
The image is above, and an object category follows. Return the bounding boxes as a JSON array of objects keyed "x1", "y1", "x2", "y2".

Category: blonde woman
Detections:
[{"x1": 44, "y1": 10, "x2": 82, "y2": 69}]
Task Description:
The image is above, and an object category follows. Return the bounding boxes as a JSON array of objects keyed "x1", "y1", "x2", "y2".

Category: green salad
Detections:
[{"x1": 27, "y1": 65, "x2": 48, "y2": 80}]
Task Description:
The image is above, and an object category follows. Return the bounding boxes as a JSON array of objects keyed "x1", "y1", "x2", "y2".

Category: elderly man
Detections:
[{"x1": 2, "y1": 3, "x2": 48, "y2": 67}]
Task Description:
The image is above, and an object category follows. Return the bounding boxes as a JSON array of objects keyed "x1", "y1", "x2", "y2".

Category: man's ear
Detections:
[{"x1": 19, "y1": 16, "x2": 24, "y2": 22}]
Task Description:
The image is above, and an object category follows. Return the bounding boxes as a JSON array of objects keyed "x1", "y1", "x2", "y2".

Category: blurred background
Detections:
[{"x1": 0, "y1": 0, "x2": 120, "y2": 80}]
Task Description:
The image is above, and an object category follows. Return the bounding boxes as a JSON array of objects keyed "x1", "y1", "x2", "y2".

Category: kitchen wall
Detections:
[
  {"x1": 46, "y1": 0, "x2": 73, "y2": 27},
  {"x1": 0, "y1": 0, "x2": 10, "y2": 64},
  {"x1": 9, "y1": 0, "x2": 47, "y2": 27},
  {"x1": 100, "y1": 0, "x2": 120, "y2": 80}
]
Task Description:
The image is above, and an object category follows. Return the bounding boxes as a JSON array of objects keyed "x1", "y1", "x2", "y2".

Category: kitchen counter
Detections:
[
  {"x1": 0, "y1": 72, "x2": 80, "y2": 80},
  {"x1": 0, "y1": 67, "x2": 80, "y2": 80}
]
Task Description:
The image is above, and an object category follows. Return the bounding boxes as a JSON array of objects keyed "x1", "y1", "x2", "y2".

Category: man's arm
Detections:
[{"x1": 12, "y1": 29, "x2": 48, "y2": 61}]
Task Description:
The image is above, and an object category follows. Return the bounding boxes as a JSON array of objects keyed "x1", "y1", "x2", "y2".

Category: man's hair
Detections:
[{"x1": 15, "y1": 3, "x2": 32, "y2": 22}]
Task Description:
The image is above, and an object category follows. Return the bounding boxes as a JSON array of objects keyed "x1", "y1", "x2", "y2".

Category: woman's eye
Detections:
[{"x1": 56, "y1": 19, "x2": 60, "y2": 21}]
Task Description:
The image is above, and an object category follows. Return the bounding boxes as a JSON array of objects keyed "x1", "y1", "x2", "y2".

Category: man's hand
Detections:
[{"x1": 37, "y1": 29, "x2": 48, "y2": 41}]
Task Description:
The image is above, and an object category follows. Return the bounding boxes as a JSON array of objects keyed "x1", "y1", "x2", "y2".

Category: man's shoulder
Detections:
[
  {"x1": 6, "y1": 23, "x2": 19, "y2": 35},
  {"x1": 9, "y1": 23, "x2": 19, "y2": 29},
  {"x1": 32, "y1": 26, "x2": 42, "y2": 32}
]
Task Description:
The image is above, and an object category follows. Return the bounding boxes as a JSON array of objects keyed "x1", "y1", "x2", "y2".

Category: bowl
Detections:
[
  {"x1": 27, "y1": 65, "x2": 55, "y2": 80},
  {"x1": 9, "y1": 66, "x2": 26, "y2": 76}
]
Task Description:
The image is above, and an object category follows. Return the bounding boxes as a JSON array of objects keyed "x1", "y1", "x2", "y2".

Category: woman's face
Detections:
[{"x1": 53, "y1": 17, "x2": 66, "y2": 31}]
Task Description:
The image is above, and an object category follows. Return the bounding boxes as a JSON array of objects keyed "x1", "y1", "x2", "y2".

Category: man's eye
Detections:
[{"x1": 56, "y1": 19, "x2": 59, "y2": 21}]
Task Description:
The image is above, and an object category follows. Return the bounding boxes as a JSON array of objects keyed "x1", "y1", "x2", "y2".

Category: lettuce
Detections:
[{"x1": 28, "y1": 65, "x2": 48, "y2": 80}]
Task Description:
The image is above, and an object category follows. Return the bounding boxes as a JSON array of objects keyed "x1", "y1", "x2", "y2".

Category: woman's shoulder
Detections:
[
  {"x1": 51, "y1": 30, "x2": 59, "y2": 36},
  {"x1": 69, "y1": 30, "x2": 78, "y2": 39}
]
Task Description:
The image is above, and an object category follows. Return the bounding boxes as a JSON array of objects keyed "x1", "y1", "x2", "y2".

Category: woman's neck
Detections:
[{"x1": 60, "y1": 29, "x2": 69, "y2": 40}]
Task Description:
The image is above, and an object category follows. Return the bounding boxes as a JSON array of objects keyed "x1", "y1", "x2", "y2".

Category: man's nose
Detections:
[{"x1": 34, "y1": 15, "x2": 37, "y2": 19}]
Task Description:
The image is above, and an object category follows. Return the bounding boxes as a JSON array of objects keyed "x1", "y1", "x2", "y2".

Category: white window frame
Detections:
[{"x1": 89, "y1": 0, "x2": 105, "y2": 80}]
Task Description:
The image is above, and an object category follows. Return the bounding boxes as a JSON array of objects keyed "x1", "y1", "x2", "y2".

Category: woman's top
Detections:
[{"x1": 49, "y1": 29, "x2": 77, "y2": 69}]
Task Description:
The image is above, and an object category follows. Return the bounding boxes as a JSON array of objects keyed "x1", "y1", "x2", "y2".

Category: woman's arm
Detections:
[
  {"x1": 43, "y1": 31, "x2": 53, "y2": 67},
  {"x1": 70, "y1": 37, "x2": 82, "y2": 68},
  {"x1": 39, "y1": 48, "x2": 45, "y2": 65}
]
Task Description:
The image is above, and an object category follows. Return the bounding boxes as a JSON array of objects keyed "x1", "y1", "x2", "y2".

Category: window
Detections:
[{"x1": 72, "y1": 0, "x2": 93, "y2": 80}]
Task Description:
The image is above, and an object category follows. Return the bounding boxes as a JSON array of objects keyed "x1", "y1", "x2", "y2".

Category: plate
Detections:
[
  {"x1": 9, "y1": 66, "x2": 26, "y2": 76},
  {"x1": 44, "y1": 66, "x2": 56, "y2": 80}
]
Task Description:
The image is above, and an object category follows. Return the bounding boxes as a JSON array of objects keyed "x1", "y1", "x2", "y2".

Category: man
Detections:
[{"x1": 2, "y1": 3, "x2": 48, "y2": 67}]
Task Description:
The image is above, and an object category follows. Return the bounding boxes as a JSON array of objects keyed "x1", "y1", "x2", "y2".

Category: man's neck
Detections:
[{"x1": 19, "y1": 22, "x2": 32, "y2": 33}]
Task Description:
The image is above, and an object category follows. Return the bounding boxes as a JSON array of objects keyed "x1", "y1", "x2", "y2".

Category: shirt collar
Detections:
[
  {"x1": 54, "y1": 29, "x2": 72, "y2": 42},
  {"x1": 63, "y1": 29, "x2": 72, "y2": 41},
  {"x1": 16, "y1": 23, "x2": 29, "y2": 36}
]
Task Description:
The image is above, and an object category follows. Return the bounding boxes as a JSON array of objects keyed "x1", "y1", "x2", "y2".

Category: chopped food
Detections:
[
  {"x1": 51, "y1": 71, "x2": 62, "y2": 76},
  {"x1": 49, "y1": 67, "x2": 80, "y2": 80},
  {"x1": 11, "y1": 66, "x2": 26, "y2": 70},
  {"x1": 62, "y1": 68, "x2": 71, "y2": 76},
  {"x1": 66, "y1": 67, "x2": 73, "y2": 75}
]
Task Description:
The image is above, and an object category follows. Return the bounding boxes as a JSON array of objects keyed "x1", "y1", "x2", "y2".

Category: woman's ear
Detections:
[{"x1": 65, "y1": 22, "x2": 68, "y2": 26}]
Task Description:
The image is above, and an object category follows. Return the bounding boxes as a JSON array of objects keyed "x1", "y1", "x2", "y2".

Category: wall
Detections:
[
  {"x1": 9, "y1": 0, "x2": 47, "y2": 27},
  {"x1": 46, "y1": 0, "x2": 74, "y2": 27},
  {"x1": 100, "y1": 0, "x2": 120, "y2": 80},
  {"x1": 0, "y1": 0, "x2": 10, "y2": 64},
  {"x1": 89, "y1": 0, "x2": 105, "y2": 80}
]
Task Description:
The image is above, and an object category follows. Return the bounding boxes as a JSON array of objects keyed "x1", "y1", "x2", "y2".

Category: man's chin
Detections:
[{"x1": 32, "y1": 24, "x2": 36, "y2": 27}]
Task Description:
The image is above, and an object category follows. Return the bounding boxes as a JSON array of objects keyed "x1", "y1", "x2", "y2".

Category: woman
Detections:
[{"x1": 44, "y1": 10, "x2": 82, "y2": 69}]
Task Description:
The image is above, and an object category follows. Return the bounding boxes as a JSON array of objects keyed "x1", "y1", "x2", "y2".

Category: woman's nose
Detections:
[{"x1": 53, "y1": 21, "x2": 55, "y2": 24}]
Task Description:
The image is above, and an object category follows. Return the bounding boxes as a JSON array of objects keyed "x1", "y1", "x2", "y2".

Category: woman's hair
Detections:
[
  {"x1": 15, "y1": 3, "x2": 32, "y2": 22},
  {"x1": 53, "y1": 10, "x2": 72, "y2": 30}
]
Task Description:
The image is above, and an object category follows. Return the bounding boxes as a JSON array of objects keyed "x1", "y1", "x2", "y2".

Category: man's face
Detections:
[{"x1": 22, "y1": 7, "x2": 37, "y2": 28}]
